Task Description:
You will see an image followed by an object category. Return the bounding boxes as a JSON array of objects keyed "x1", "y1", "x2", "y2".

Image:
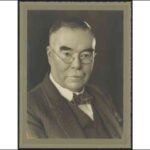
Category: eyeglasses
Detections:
[{"x1": 51, "y1": 49, "x2": 96, "y2": 64}]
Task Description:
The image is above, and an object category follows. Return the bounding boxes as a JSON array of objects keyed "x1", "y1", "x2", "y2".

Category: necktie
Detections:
[{"x1": 72, "y1": 91, "x2": 93, "y2": 105}]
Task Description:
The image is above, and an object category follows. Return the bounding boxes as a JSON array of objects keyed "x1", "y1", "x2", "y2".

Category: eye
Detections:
[
  {"x1": 61, "y1": 51, "x2": 72, "y2": 57},
  {"x1": 80, "y1": 51, "x2": 92, "y2": 58}
]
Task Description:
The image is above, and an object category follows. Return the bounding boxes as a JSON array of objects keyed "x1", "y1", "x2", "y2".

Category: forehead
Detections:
[{"x1": 50, "y1": 27, "x2": 96, "y2": 51}]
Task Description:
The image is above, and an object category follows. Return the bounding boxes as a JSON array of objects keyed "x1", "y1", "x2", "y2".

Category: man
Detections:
[{"x1": 27, "y1": 18, "x2": 122, "y2": 138}]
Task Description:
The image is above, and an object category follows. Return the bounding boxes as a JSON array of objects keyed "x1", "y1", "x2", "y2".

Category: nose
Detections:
[{"x1": 71, "y1": 55, "x2": 82, "y2": 69}]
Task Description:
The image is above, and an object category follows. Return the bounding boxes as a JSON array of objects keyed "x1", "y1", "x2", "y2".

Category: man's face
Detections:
[{"x1": 47, "y1": 27, "x2": 96, "y2": 92}]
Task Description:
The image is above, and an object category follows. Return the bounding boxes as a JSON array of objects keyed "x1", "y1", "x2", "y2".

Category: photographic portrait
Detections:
[{"x1": 19, "y1": 1, "x2": 131, "y2": 149}]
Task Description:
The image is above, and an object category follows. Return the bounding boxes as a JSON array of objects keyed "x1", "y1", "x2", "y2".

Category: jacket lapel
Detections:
[
  {"x1": 87, "y1": 86, "x2": 122, "y2": 138},
  {"x1": 41, "y1": 74, "x2": 85, "y2": 138}
]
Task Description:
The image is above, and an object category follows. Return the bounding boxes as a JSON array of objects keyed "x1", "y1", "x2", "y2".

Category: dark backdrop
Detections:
[{"x1": 27, "y1": 10, "x2": 123, "y2": 117}]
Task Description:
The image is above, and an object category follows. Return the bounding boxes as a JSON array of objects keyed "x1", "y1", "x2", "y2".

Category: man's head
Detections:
[{"x1": 47, "y1": 18, "x2": 96, "y2": 92}]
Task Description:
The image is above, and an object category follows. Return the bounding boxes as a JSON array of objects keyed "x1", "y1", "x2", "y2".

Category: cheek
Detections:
[
  {"x1": 55, "y1": 62, "x2": 70, "y2": 72},
  {"x1": 82, "y1": 65, "x2": 93, "y2": 83},
  {"x1": 83, "y1": 65, "x2": 93, "y2": 76},
  {"x1": 51, "y1": 58, "x2": 70, "y2": 76}
]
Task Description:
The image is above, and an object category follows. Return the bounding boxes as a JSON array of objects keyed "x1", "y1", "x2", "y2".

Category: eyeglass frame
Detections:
[{"x1": 48, "y1": 47, "x2": 97, "y2": 64}]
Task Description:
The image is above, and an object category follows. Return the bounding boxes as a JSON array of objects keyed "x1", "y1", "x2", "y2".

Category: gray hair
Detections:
[{"x1": 49, "y1": 17, "x2": 95, "y2": 38}]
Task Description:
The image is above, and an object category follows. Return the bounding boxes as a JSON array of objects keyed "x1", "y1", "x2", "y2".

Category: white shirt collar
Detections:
[
  {"x1": 49, "y1": 73, "x2": 84, "y2": 102},
  {"x1": 49, "y1": 73, "x2": 94, "y2": 120}
]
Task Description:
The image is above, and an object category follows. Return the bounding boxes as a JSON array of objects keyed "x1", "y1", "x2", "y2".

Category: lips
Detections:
[
  {"x1": 68, "y1": 74, "x2": 83, "y2": 78},
  {"x1": 67, "y1": 72, "x2": 84, "y2": 80},
  {"x1": 68, "y1": 75, "x2": 84, "y2": 78},
  {"x1": 67, "y1": 75, "x2": 84, "y2": 81}
]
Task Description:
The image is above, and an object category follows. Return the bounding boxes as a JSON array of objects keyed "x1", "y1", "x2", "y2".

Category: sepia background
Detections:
[{"x1": 27, "y1": 10, "x2": 123, "y2": 118}]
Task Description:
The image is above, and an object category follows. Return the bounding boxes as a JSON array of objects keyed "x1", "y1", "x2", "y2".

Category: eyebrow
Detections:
[
  {"x1": 59, "y1": 46, "x2": 73, "y2": 51},
  {"x1": 59, "y1": 46, "x2": 95, "y2": 52},
  {"x1": 82, "y1": 48, "x2": 95, "y2": 52}
]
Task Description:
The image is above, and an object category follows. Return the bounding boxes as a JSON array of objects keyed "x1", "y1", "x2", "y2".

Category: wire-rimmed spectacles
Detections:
[{"x1": 50, "y1": 48, "x2": 96, "y2": 64}]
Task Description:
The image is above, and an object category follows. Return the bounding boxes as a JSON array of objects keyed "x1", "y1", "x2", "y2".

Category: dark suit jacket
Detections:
[{"x1": 27, "y1": 74, "x2": 122, "y2": 138}]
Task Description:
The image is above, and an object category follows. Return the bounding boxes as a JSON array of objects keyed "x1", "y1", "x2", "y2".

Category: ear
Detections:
[
  {"x1": 46, "y1": 45, "x2": 51, "y2": 56},
  {"x1": 46, "y1": 45, "x2": 51, "y2": 64}
]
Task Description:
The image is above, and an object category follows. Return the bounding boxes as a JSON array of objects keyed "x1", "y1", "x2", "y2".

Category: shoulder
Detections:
[
  {"x1": 28, "y1": 82, "x2": 43, "y2": 104},
  {"x1": 86, "y1": 84, "x2": 122, "y2": 124},
  {"x1": 28, "y1": 73, "x2": 50, "y2": 101},
  {"x1": 28, "y1": 82, "x2": 43, "y2": 96},
  {"x1": 86, "y1": 83, "x2": 116, "y2": 110},
  {"x1": 27, "y1": 80, "x2": 50, "y2": 117},
  {"x1": 27, "y1": 74, "x2": 57, "y2": 115},
  {"x1": 28, "y1": 74, "x2": 50, "y2": 108},
  {"x1": 86, "y1": 84, "x2": 112, "y2": 105}
]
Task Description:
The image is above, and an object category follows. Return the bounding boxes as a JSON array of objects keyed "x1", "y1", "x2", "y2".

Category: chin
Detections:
[{"x1": 66, "y1": 83, "x2": 84, "y2": 92}]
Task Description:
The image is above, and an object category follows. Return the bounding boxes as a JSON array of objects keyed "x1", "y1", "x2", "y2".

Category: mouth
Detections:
[
  {"x1": 67, "y1": 76, "x2": 84, "y2": 81},
  {"x1": 68, "y1": 75, "x2": 84, "y2": 78}
]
